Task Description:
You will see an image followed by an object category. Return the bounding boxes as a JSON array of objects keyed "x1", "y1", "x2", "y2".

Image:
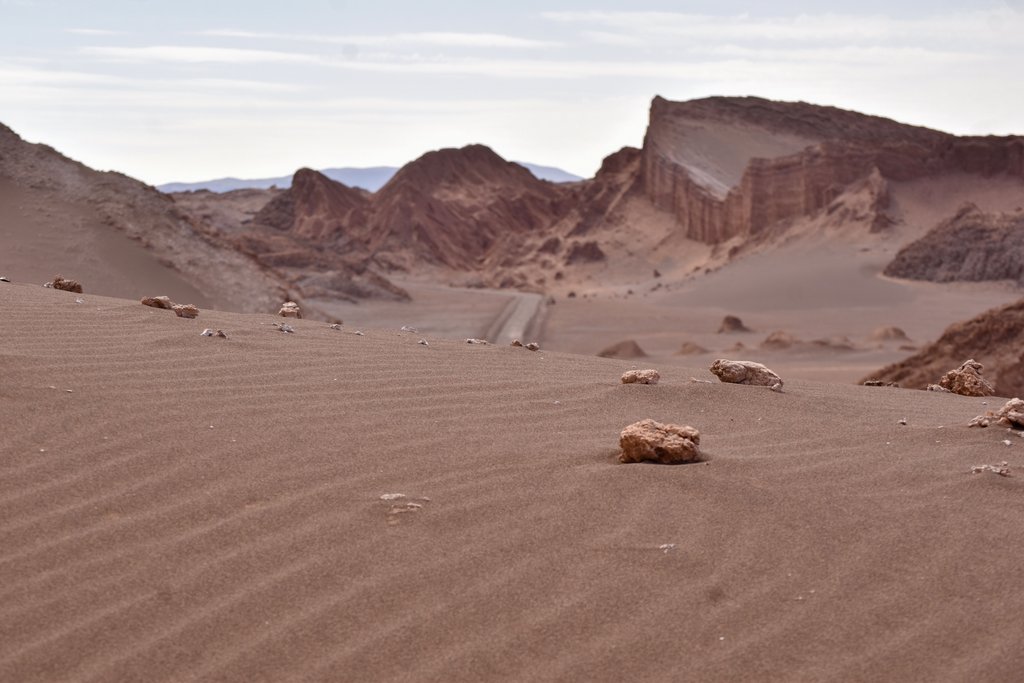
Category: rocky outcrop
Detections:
[
  {"x1": 640, "y1": 96, "x2": 1024, "y2": 245},
  {"x1": 49, "y1": 276, "x2": 83, "y2": 293},
  {"x1": 864, "y1": 299, "x2": 1024, "y2": 396},
  {"x1": 172, "y1": 304, "x2": 199, "y2": 319},
  {"x1": 884, "y1": 205, "x2": 1024, "y2": 284},
  {"x1": 718, "y1": 315, "x2": 752, "y2": 333},
  {"x1": 618, "y1": 419, "x2": 702, "y2": 464},
  {"x1": 254, "y1": 168, "x2": 368, "y2": 241}
]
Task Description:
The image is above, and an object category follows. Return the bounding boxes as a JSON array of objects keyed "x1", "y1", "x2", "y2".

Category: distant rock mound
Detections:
[
  {"x1": 675, "y1": 341, "x2": 709, "y2": 355},
  {"x1": 718, "y1": 315, "x2": 752, "y2": 333},
  {"x1": 884, "y1": 205, "x2": 1024, "y2": 284},
  {"x1": 254, "y1": 168, "x2": 368, "y2": 241},
  {"x1": 869, "y1": 326, "x2": 910, "y2": 342},
  {"x1": 864, "y1": 298, "x2": 1024, "y2": 396},
  {"x1": 761, "y1": 330, "x2": 799, "y2": 349},
  {"x1": 597, "y1": 340, "x2": 649, "y2": 359}
]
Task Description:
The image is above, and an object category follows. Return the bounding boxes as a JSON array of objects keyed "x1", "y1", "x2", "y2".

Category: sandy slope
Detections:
[{"x1": 3, "y1": 281, "x2": 1024, "y2": 682}]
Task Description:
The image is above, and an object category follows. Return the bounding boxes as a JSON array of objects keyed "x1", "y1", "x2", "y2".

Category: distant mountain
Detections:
[{"x1": 158, "y1": 162, "x2": 583, "y2": 194}]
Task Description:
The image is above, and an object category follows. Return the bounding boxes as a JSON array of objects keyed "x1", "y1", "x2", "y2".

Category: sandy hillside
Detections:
[{"x1": 3, "y1": 280, "x2": 1024, "y2": 682}]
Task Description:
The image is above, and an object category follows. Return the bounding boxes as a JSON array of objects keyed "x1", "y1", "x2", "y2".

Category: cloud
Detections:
[
  {"x1": 543, "y1": 9, "x2": 1024, "y2": 46},
  {"x1": 80, "y1": 45, "x2": 322, "y2": 65},
  {"x1": 65, "y1": 28, "x2": 125, "y2": 36},
  {"x1": 198, "y1": 29, "x2": 560, "y2": 49}
]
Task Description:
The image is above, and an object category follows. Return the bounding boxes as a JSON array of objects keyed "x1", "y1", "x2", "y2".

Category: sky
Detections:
[{"x1": 1, "y1": 0, "x2": 1022, "y2": 185}]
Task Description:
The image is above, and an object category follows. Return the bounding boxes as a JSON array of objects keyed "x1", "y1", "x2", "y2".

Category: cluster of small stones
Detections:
[
  {"x1": 141, "y1": 295, "x2": 200, "y2": 319},
  {"x1": 968, "y1": 398, "x2": 1024, "y2": 429},
  {"x1": 510, "y1": 340, "x2": 541, "y2": 351},
  {"x1": 200, "y1": 328, "x2": 227, "y2": 338}
]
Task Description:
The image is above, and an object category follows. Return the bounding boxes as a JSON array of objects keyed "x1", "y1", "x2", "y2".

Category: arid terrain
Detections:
[{"x1": 3, "y1": 95, "x2": 1024, "y2": 681}]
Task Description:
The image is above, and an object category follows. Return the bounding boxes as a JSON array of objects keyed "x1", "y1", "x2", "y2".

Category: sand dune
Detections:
[{"x1": 3, "y1": 281, "x2": 1024, "y2": 681}]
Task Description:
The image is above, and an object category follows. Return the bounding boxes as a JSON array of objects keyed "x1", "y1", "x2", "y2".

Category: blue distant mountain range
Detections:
[{"x1": 158, "y1": 162, "x2": 583, "y2": 193}]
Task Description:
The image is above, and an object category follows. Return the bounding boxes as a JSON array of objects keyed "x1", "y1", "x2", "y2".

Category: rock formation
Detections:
[
  {"x1": 597, "y1": 340, "x2": 648, "y2": 359},
  {"x1": 718, "y1": 316, "x2": 752, "y2": 333},
  {"x1": 710, "y1": 359, "x2": 784, "y2": 390},
  {"x1": 278, "y1": 301, "x2": 302, "y2": 318},
  {"x1": 621, "y1": 369, "x2": 661, "y2": 385},
  {"x1": 618, "y1": 419, "x2": 702, "y2": 464},
  {"x1": 675, "y1": 341, "x2": 709, "y2": 355},
  {"x1": 864, "y1": 299, "x2": 1024, "y2": 396},
  {"x1": 172, "y1": 304, "x2": 199, "y2": 319},
  {"x1": 869, "y1": 326, "x2": 910, "y2": 342},
  {"x1": 884, "y1": 205, "x2": 1024, "y2": 285},
  {"x1": 969, "y1": 398, "x2": 1024, "y2": 429},
  {"x1": 49, "y1": 276, "x2": 83, "y2": 293},
  {"x1": 937, "y1": 359, "x2": 995, "y2": 397},
  {"x1": 141, "y1": 296, "x2": 175, "y2": 309}
]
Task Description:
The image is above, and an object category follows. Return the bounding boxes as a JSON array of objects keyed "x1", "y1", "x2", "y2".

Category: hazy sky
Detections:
[{"x1": 2, "y1": 0, "x2": 1022, "y2": 184}]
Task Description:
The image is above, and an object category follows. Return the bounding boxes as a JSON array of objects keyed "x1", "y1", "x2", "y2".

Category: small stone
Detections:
[
  {"x1": 971, "y1": 463, "x2": 1011, "y2": 476},
  {"x1": 511, "y1": 340, "x2": 524, "y2": 347},
  {"x1": 141, "y1": 296, "x2": 175, "y2": 309},
  {"x1": 0, "y1": 276, "x2": 9, "y2": 282},
  {"x1": 1003, "y1": 440, "x2": 1012, "y2": 447},
  {"x1": 329, "y1": 323, "x2": 343, "y2": 330},
  {"x1": 709, "y1": 359, "x2": 784, "y2": 389},
  {"x1": 278, "y1": 301, "x2": 302, "y2": 318},
  {"x1": 658, "y1": 544, "x2": 676, "y2": 553},
  {"x1": 968, "y1": 398, "x2": 1024, "y2": 429},
  {"x1": 354, "y1": 330, "x2": 364, "y2": 336},
  {"x1": 898, "y1": 418, "x2": 907, "y2": 425},
  {"x1": 49, "y1": 275, "x2": 83, "y2": 293},
  {"x1": 274, "y1": 323, "x2": 295, "y2": 333},
  {"x1": 417, "y1": 339, "x2": 429, "y2": 346},
  {"x1": 201, "y1": 328, "x2": 215, "y2": 337},
  {"x1": 401, "y1": 325, "x2": 418, "y2": 333},
  {"x1": 621, "y1": 369, "x2": 660, "y2": 385},
  {"x1": 619, "y1": 418, "x2": 702, "y2": 464},
  {"x1": 938, "y1": 359, "x2": 994, "y2": 397},
  {"x1": 380, "y1": 493, "x2": 406, "y2": 501},
  {"x1": 465, "y1": 338, "x2": 488, "y2": 345},
  {"x1": 526, "y1": 342, "x2": 540, "y2": 351},
  {"x1": 74, "y1": 297, "x2": 84, "y2": 304},
  {"x1": 172, "y1": 304, "x2": 199, "y2": 319},
  {"x1": 926, "y1": 384, "x2": 951, "y2": 392}
]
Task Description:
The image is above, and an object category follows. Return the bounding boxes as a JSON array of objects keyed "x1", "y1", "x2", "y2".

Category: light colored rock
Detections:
[
  {"x1": 465, "y1": 338, "x2": 488, "y2": 344},
  {"x1": 709, "y1": 359, "x2": 784, "y2": 389},
  {"x1": 278, "y1": 301, "x2": 302, "y2": 318},
  {"x1": 926, "y1": 384, "x2": 951, "y2": 393},
  {"x1": 172, "y1": 304, "x2": 199, "y2": 319},
  {"x1": 141, "y1": 296, "x2": 175, "y2": 309},
  {"x1": 938, "y1": 359, "x2": 994, "y2": 397},
  {"x1": 971, "y1": 462, "x2": 1010, "y2": 476},
  {"x1": 329, "y1": 323, "x2": 343, "y2": 330},
  {"x1": 201, "y1": 328, "x2": 227, "y2": 338},
  {"x1": 511, "y1": 339, "x2": 524, "y2": 347},
  {"x1": 274, "y1": 322, "x2": 295, "y2": 333},
  {"x1": 418, "y1": 339, "x2": 429, "y2": 346},
  {"x1": 0, "y1": 276, "x2": 10, "y2": 282},
  {"x1": 621, "y1": 369, "x2": 660, "y2": 385},
  {"x1": 526, "y1": 342, "x2": 540, "y2": 351},
  {"x1": 969, "y1": 398, "x2": 1024, "y2": 429},
  {"x1": 49, "y1": 275, "x2": 82, "y2": 293},
  {"x1": 619, "y1": 419, "x2": 702, "y2": 464}
]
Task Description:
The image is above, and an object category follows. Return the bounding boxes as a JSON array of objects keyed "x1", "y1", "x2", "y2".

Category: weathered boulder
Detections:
[
  {"x1": 49, "y1": 275, "x2": 82, "y2": 293},
  {"x1": 278, "y1": 301, "x2": 302, "y2": 318},
  {"x1": 710, "y1": 358, "x2": 784, "y2": 390},
  {"x1": 621, "y1": 369, "x2": 660, "y2": 385},
  {"x1": 141, "y1": 296, "x2": 175, "y2": 309},
  {"x1": 619, "y1": 419, "x2": 702, "y2": 464},
  {"x1": 172, "y1": 304, "x2": 199, "y2": 319},
  {"x1": 939, "y1": 359, "x2": 994, "y2": 397}
]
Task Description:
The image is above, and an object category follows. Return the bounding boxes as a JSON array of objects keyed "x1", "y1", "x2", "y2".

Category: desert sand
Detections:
[{"x1": 3, "y1": 280, "x2": 1024, "y2": 682}]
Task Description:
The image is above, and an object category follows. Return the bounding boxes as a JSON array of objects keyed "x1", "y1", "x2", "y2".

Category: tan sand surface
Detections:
[{"x1": 3, "y1": 281, "x2": 1024, "y2": 681}]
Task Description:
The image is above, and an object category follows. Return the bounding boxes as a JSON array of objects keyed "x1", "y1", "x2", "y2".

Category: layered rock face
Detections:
[
  {"x1": 864, "y1": 299, "x2": 1024, "y2": 396},
  {"x1": 884, "y1": 205, "x2": 1024, "y2": 284},
  {"x1": 641, "y1": 96, "x2": 1024, "y2": 244}
]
